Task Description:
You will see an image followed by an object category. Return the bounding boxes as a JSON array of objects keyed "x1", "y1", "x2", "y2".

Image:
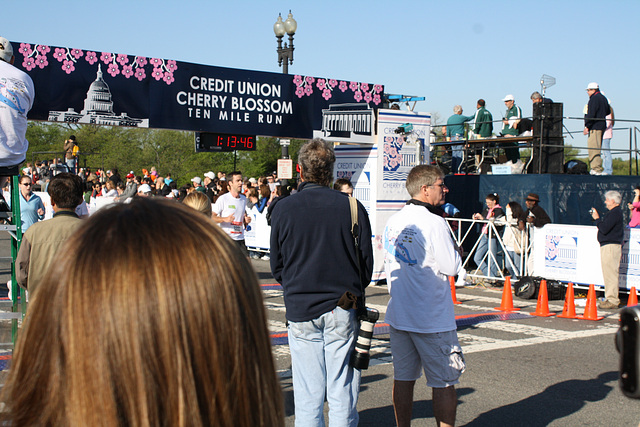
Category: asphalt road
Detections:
[
  {"x1": 0, "y1": 232, "x2": 636, "y2": 425},
  {"x1": 252, "y1": 259, "x2": 639, "y2": 426}
]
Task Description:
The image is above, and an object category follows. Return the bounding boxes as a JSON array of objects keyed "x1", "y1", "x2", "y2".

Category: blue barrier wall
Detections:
[{"x1": 444, "y1": 174, "x2": 639, "y2": 226}]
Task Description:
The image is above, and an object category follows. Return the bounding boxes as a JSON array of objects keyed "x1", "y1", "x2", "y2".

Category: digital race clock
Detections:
[{"x1": 195, "y1": 132, "x2": 257, "y2": 152}]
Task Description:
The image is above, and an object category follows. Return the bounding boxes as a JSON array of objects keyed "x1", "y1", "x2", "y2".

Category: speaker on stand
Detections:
[{"x1": 528, "y1": 102, "x2": 564, "y2": 174}]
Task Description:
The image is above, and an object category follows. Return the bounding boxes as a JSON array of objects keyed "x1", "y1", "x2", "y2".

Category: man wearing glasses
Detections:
[
  {"x1": 383, "y1": 165, "x2": 465, "y2": 427},
  {"x1": 16, "y1": 173, "x2": 84, "y2": 296},
  {"x1": 17, "y1": 176, "x2": 44, "y2": 232}
]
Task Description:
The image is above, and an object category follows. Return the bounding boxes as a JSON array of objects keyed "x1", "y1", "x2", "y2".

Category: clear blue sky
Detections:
[{"x1": 5, "y1": 0, "x2": 640, "y2": 154}]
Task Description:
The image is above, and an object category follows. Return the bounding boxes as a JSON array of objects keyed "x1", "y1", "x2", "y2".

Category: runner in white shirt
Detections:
[
  {"x1": 0, "y1": 36, "x2": 35, "y2": 189},
  {"x1": 212, "y1": 171, "x2": 251, "y2": 256}
]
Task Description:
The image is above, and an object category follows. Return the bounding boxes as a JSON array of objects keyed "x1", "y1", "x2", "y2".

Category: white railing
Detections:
[{"x1": 445, "y1": 217, "x2": 531, "y2": 283}]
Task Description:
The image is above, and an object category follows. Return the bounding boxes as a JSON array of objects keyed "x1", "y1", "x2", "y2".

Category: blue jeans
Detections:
[
  {"x1": 474, "y1": 234, "x2": 500, "y2": 278},
  {"x1": 602, "y1": 138, "x2": 612, "y2": 175},
  {"x1": 505, "y1": 249, "x2": 521, "y2": 278},
  {"x1": 66, "y1": 158, "x2": 76, "y2": 174},
  {"x1": 288, "y1": 307, "x2": 360, "y2": 427},
  {"x1": 451, "y1": 134, "x2": 463, "y2": 174}
]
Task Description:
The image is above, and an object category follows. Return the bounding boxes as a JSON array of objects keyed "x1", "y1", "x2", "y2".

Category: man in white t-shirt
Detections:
[
  {"x1": 212, "y1": 171, "x2": 251, "y2": 256},
  {"x1": 0, "y1": 36, "x2": 35, "y2": 188},
  {"x1": 383, "y1": 165, "x2": 465, "y2": 427}
]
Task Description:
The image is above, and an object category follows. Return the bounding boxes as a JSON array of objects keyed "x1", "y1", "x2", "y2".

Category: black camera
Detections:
[
  {"x1": 350, "y1": 307, "x2": 379, "y2": 370},
  {"x1": 617, "y1": 305, "x2": 640, "y2": 398},
  {"x1": 394, "y1": 123, "x2": 414, "y2": 134}
]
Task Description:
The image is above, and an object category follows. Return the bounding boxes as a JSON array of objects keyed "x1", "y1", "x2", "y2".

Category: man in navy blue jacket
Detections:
[
  {"x1": 591, "y1": 190, "x2": 623, "y2": 309},
  {"x1": 270, "y1": 138, "x2": 373, "y2": 426},
  {"x1": 583, "y1": 82, "x2": 611, "y2": 175}
]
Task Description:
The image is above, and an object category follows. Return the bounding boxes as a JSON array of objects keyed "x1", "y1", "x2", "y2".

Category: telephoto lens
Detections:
[{"x1": 350, "y1": 308, "x2": 380, "y2": 370}]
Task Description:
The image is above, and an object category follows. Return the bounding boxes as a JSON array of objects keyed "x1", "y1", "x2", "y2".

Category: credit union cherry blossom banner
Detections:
[{"x1": 14, "y1": 41, "x2": 384, "y2": 139}]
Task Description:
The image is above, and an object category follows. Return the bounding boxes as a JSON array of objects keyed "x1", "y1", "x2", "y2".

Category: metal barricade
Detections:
[{"x1": 445, "y1": 217, "x2": 530, "y2": 284}]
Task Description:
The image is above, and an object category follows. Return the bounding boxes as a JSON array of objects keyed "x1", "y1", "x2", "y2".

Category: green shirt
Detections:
[
  {"x1": 446, "y1": 114, "x2": 474, "y2": 137},
  {"x1": 502, "y1": 104, "x2": 522, "y2": 136},
  {"x1": 474, "y1": 107, "x2": 493, "y2": 137}
]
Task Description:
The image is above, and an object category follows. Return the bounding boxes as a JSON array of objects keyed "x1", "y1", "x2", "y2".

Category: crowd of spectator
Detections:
[{"x1": 13, "y1": 161, "x2": 298, "y2": 205}]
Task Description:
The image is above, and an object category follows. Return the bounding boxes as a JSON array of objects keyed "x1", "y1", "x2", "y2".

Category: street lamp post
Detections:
[
  {"x1": 274, "y1": 11, "x2": 297, "y2": 187},
  {"x1": 273, "y1": 11, "x2": 297, "y2": 75}
]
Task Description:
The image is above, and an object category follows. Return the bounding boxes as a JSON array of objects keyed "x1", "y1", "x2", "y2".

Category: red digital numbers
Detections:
[
  {"x1": 238, "y1": 136, "x2": 255, "y2": 149},
  {"x1": 204, "y1": 133, "x2": 255, "y2": 151}
]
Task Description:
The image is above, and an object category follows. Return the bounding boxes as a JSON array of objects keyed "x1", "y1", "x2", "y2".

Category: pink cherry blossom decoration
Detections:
[
  {"x1": 62, "y1": 60, "x2": 75, "y2": 74},
  {"x1": 85, "y1": 51, "x2": 98, "y2": 65},
  {"x1": 53, "y1": 48, "x2": 67, "y2": 62},
  {"x1": 107, "y1": 63, "x2": 120, "y2": 77}
]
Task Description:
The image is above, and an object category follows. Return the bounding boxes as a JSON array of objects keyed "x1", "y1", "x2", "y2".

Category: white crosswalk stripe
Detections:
[{"x1": 459, "y1": 323, "x2": 618, "y2": 353}]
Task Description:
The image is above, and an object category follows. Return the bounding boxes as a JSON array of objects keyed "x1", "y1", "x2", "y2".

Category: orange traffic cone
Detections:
[
  {"x1": 450, "y1": 276, "x2": 461, "y2": 305},
  {"x1": 577, "y1": 284, "x2": 604, "y2": 321},
  {"x1": 494, "y1": 276, "x2": 520, "y2": 311},
  {"x1": 558, "y1": 283, "x2": 578, "y2": 319},
  {"x1": 531, "y1": 279, "x2": 556, "y2": 317},
  {"x1": 628, "y1": 287, "x2": 638, "y2": 307}
]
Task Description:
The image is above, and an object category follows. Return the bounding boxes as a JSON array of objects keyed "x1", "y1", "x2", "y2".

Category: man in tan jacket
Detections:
[{"x1": 16, "y1": 173, "x2": 84, "y2": 296}]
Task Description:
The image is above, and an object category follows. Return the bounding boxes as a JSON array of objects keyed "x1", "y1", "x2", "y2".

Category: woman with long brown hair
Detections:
[{"x1": 1, "y1": 197, "x2": 283, "y2": 426}]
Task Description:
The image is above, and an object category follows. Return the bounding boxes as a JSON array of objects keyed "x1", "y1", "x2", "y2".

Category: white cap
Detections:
[
  {"x1": 502, "y1": 94, "x2": 515, "y2": 102},
  {"x1": 586, "y1": 82, "x2": 599, "y2": 90},
  {"x1": 138, "y1": 184, "x2": 152, "y2": 194},
  {"x1": 204, "y1": 171, "x2": 215, "y2": 180},
  {"x1": 191, "y1": 176, "x2": 202, "y2": 185},
  {"x1": 0, "y1": 37, "x2": 13, "y2": 63}
]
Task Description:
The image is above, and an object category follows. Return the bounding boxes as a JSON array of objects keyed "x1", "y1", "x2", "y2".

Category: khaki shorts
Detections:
[{"x1": 390, "y1": 326, "x2": 465, "y2": 388}]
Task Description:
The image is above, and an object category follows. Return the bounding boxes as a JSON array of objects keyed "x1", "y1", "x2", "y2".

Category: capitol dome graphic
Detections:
[{"x1": 48, "y1": 65, "x2": 149, "y2": 127}]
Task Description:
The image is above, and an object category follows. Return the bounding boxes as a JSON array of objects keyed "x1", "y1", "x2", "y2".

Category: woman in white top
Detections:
[
  {"x1": 500, "y1": 201, "x2": 527, "y2": 278},
  {"x1": 102, "y1": 180, "x2": 118, "y2": 197}
]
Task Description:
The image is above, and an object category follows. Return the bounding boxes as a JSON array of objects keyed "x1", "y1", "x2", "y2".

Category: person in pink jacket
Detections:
[{"x1": 628, "y1": 186, "x2": 640, "y2": 228}]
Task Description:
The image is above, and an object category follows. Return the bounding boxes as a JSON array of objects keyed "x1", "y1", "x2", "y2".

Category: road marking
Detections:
[
  {"x1": 268, "y1": 319, "x2": 287, "y2": 332},
  {"x1": 264, "y1": 302, "x2": 286, "y2": 312},
  {"x1": 268, "y1": 286, "x2": 622, "y2": 377},
  {"x1": 458, "y1": 323, "x2": 618, "y2": 354},
  {"x1": 262, "y1": 289, "x2": 284, "y2": 297}
]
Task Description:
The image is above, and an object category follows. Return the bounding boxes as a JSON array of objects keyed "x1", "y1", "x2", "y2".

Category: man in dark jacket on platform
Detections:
[
  {"x1": 591, "y1": 190, "x2": 623, "y2": 309},
  {"x1": 270, "y1": 138, "x2": 373, "y2": 426},
  {"x1": 583, "y1": 82, "x2": 610, "y2": 175}
]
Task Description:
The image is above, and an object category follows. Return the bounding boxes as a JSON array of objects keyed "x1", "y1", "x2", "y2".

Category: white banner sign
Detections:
[{"x1": 533, "y1": 224, "x2": 640, "y2": 289}]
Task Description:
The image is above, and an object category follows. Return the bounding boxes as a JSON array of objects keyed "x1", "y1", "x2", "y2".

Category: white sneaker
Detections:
[
  {"x1": 590, "y1": 170, "x2": 603, "y2": 175},
  {"x1": 261, "y1": 254, "x2": 270, "y2": 261}
]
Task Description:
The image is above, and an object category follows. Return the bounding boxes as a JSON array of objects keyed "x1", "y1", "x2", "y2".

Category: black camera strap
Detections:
[{"x1": 349, "y1": 197, "x2": 367, "y2": 316}]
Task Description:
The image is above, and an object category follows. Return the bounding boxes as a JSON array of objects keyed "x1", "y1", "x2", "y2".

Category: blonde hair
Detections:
[
  {"x1": 183, "y1": 191, "x2": 212, "y2": 217},
  {"x1": 1, "y1": 198, "x2": 283, "y2": 426}
]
